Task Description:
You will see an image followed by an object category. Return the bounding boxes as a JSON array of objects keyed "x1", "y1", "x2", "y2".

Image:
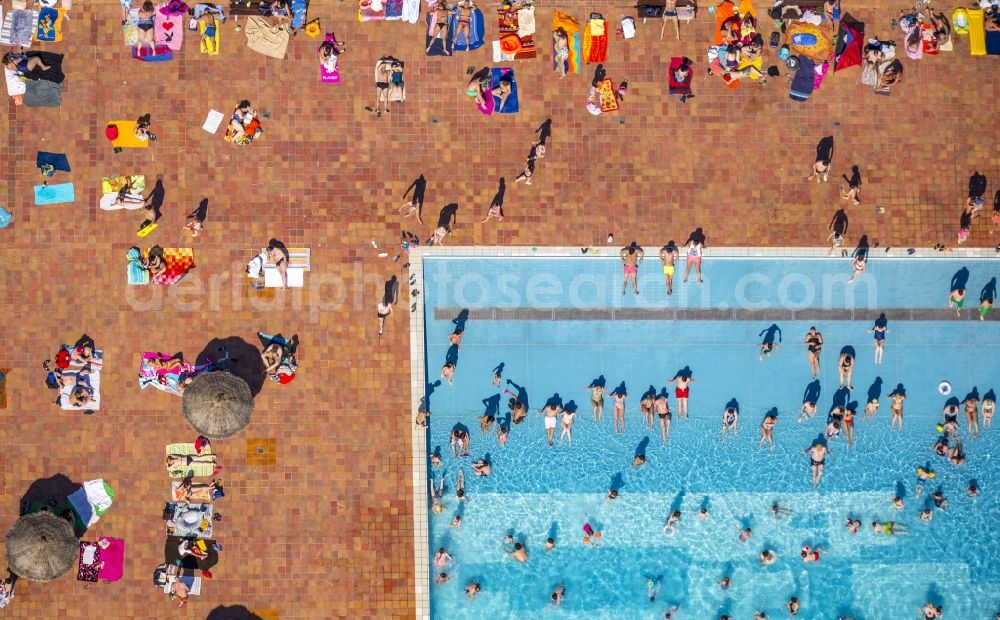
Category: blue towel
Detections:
[
  {"x1": 789, "y1": 57, "x2": 816, "y2": 102},
  {"x1": 449, "y1": 8, "x2": 485, "y2": 51},
  {"x1": 491, "y1": 68, "x2": 519, "y2": 114},
  {"x1": 34, "y1": 183, "x2": 75, "y2": 205},
  {"x1": 0, "y1": 207, "x2": 11, "y2": 228},
  {"x1": 291, "y1": 0, "x2": 308, "y2": 29},
  {"x1": 36, "y1": 151, "x2": 71, "y2": 173}
]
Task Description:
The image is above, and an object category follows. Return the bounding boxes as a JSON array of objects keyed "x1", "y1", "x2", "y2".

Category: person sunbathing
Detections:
[
  {"x1": 69, "y1": 384, "x2": 95, "y2": 408},
  {"x1": 319, "y1": 38, "x2": 345, "y2": 75},
  {"x1": 177, "y1": 477, "x2": 223, "y2": 502},
  {"x1": 46, "y1": 367, "x2": 91, "y2": 391},
  {"x1": 265, "y1": 0, "x2": 291, "y2": 27},
  {"x1": 168, "y1": 578, "x2": 190, "y2": 607},
  {"x1": 553, "y1": 27, "x2": 570, "y2": 77},
  {"x1": 426, "y1": 0, "x2": 452, "y2": 54},
  {"x1": 2, "y1": 52, "x2": 51, "y2": 77},
  {"x1": 165, "y1": 454, "x2": 218, "y2": 468},
  {"x1": 228, "y1": 100, "x2": 263, "y2": 145},
  {"x1": 145, "y1": 245, "x2": 167, "y2": 279},
  {"x1": 199, "y1": 10, "x2": 219, "y2": 54},
  {"x1": 453, "y1": 0, "x2": 476, "y2": 47},
  {"x1": 136, "y1": 1, "x2": 157, "y2": 52},
  {"x1": 477, "y1": 73, "x2": 513, "y2": 112}
]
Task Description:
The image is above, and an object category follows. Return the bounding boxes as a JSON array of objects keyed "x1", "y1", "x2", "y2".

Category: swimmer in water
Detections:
[
  {"x1": 640, "y1": 391, "x2": 655, "y2": 429},
  {"x1": 647, "y1": 578, "x2": 660, "y2": 602},
  {"x1": 804, "y1": 442, "x2": 830, "y2": 487},
  {"x1": 721, "y1": 406, "x2": 739, "y2": 442},
  {"x1": 889, "y1": 389, "x2": 906, "y2": 432},
  {"x1": 550, "y1": 584, "x2": 565, "y2": 608},
  {"x1": 963, "y1": 393, "x2": 980, "y2": 439},
  {"x1": 770, "y1": 502, "x2": 793, "y2": 518},
  {"x1": 734, "y1": 525, "x2": 752, "y2": 543},
  {"x1": 864, "y1": 397, "x2": 879, "y2": 422},
  {"x1": 804, "y1": 327, "x2": 823, "y2": 378},
  {"x1": 661, "y1": 511, "x2": 681, "y2": 537},
  {"x1": 668, "y1": 372, "x2": 694, "y2": 418},
  {"x1": 759, "y1": 549, "x2": 777, "y2": 565},
  {"x1": 872, "y1": 520, "x2": 908, "y2": 535},
  {"x1": 838, "y1": 350, "x2": 854, "y2": 389},
  {"x1": 587, "y1": 382, "x2": 606, "y2": 422},
  {"x1": 758, "y1": 412, "x2": 776, "y2": 449},
  {"x1": 800, "y1": 545, "x2": 825, "y2": 562},
  {"x1": 845, "y1": 518, "x2": 861, "y2": 534},
  {"x1": 654, "y1": 391, "x2": 672, "y2": 444},
  {"x1": 799, "y1": 400, "x2": 818, "y2": 423},
  {"x1": 867, "y1": 317, "x2": 888, "y2": 365},
  {"x1": 948, "y1": 288, "x2": 966, "y2": 316}
]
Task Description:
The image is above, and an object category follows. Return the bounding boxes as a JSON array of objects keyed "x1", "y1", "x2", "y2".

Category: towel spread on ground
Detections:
[
  {"x1": 171, "y1": 481, "x2": 215, "y2": 503},
  {"x1": 140, "y1": 354, "x2": 195, "y2": 396},
  {"x1": 199, "y1": 17, "x2": 220, "y2": 55},
  {"x1": 786, "y1": 19, "x2": 834, "y2": 62},
  {"x1": 789, "y1": 55, "x2": 817, "y2": 101},
  {"x1": 123, "y1": 8, "x2": 139, "y2": 45},
  {"x1": 497, "y1": 2, "x2": 536, "y2": 59},
  {"x1": 35, "y1": 6, "x2": 63, "y2": 42},
  {"x1": 583, "y1": 14, "x2": 608, "y2": 63},
  {"x1": 4, "y1": 9, "x2": 37, "y2": 47},
  {"x1": 36, "y1": 151, "x2": 71, "y2": 174},
  {"x1": 155, "y1": 11, "x2": 184, "y2": 51},
  {"x1": 449, "y1": 7, "x2": 484, "y2": 51},
  {"x1": 166, "y1": 503, "x2": 214, "y2": 538},
  {"x1": 101, "y1": 175, "x2": 146, "y2": 211},
  {"x1": 34, "y1": 183, "x2": 75, "y2": 205},
  {"x1": 203, "y1": 109, "x2": 225, "y2": 132},
  {"x1": 5, "y1": 67, "x2": 25, "y2": 97},
  {"x1": 668, "y1": 56, "x2": 694, "y2": 95},
  {"x1": 97, "y1": 538, "x2": 124, "y2": 582},
  {"x1": 359, "y1": 0, "x2": 386, "y2": 22},
  {"x1": 552, "y1": 12, "x2": 581, "y2": 74},
  {"x1": 148, "y1": 247, "x2": 195, "y2": 286},
  {"x1": 490, "y1": 67, "x2": 519, "y2": 113},
  {"x1": 595, "y1": 77, "x2": 619, "y2": 112},
  {"x1": 245, "y1": 15, "x2": 288, "y2": 59},
  {"x1": 107, "y1": 121, "x2": 150, "y2": 149},
  {"x1": 262, "y1": 247, "x2": 310, "y2": 287},
  {"x1": 319, "y1": 34, "x2": 342, "y2": 83},
  {"x1": 102, "y1": 174, "x2": 146, "y2": 195},
  {"x1": 67, "y1": 479, "x2": 114, "y2": 526},
  {"x1": 56, "y1": 347, "x2": 102, "y2": 411},
  {"x1": 19, "y1": 51, "x2": 65, "y2": 83},
  {"x1": 78, "y1": 542, "x2": 100, "y2": 582},
  {"x1": 132, "y1": 44, "x2": 174, "y2": 62},
  {"x1": 165, "y1": 442, "x2": 216, "y2": 476}
]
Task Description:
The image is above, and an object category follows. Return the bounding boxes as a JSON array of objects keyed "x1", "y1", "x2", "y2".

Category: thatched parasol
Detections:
[
  {"x1": 182, "y1": 371, "x2": 254, "y2": 439},
  {"x1": 5, "y1": 512, "x2": 77, "y2": 582}
]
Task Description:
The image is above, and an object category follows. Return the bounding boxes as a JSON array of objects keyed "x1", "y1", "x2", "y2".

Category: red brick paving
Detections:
[{"x1": 0, "y1": 1, "x2": 997, "y2": 618}]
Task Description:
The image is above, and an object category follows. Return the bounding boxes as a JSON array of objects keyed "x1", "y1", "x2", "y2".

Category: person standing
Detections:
[
  {"x1": 401, "y1": 174, "x2": 427, "y2": 222},
  {"x1": 840, "y1": 165, "x2": 862, "y2": 204},
  {"x1": 659, "y1": 241, "x2": 679, "y2": 295},
  {"x1": 804, "y1": 327, "x2": 823, "y2": 378},
  {"x1": 867, "y1": 315, "x2": 888, "y2": 364},
  {"x1": 683, "y1": 236, "x2": 704, "y2": 284},
  {"x1": 620, "y1": 242, "x2": 644, "y2": 295},
  {"x1": 669, "y1": 372, "x2": 694, "y2": 417}
]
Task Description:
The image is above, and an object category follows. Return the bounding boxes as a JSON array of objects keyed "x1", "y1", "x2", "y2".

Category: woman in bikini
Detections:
[
  {"x1": 720, "y1": 406, "x2": 738, "y2": 442},
  {"x1": 453, "y1": 0, "x2": 476, "y2": 48},
  {"x1": 612, "y1": 388, "x2": 627, "y2": 434},
  {"x1": 867, "y1": 316, "x2": 888, "y2": 365},
  {"x1": 804, "y1": 327, "x2": 823, "y2": 378},
  {"x1": 559, "y1": 407, "x2": 575, "y2": 446},
  {"x1": 948, "y1": 287, "x2": 966, "y2": 316},
  {"x1": 888, "y1": 389, "x2": 906, "y2": 431},
  {"x1": 963, "y1": 394, "x2": 980, "y2": 438},
  {"x1": 586, "y1": 383, "x2": 605, "y2": 422},
  {"x1": 758, "y1": 412, "x2": 776, "y2": 450},
  {"x1": 683, "y1": 238, "x2": 704, "y2": 284},
  {"x1": 426, "y1": 0, "x2": 452, "y2": 54},
  {"x1": 136, "y1": 1, "x2": 156, "y2": 52},
  {"x1": 165, "y1": 453, "x2": 217, "y2": 468},
  {"x1": 655, "y1": 392, "x2": 671, "y2": 444},
  {"x1": 639, "y1": 391, "x2": 654, "y2": 428},
  {"x1": 554, "y1": 27, "x2": 570, "y2": 78},
  {"x1": 848, "y1": 254, "x2": 867, "y2": 283},
  {"x1": 843, "y1": 406, "x2": 856, "y2": 446},
  {"x1": 838, "y1": 351, "x2": 854, "y2": 389},
  {"x1": 983, "y1": 394, "x2": 995, "y2": 429}
]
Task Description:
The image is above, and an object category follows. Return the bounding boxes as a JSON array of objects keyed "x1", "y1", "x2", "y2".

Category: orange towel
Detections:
[{"x1": 714, "y1": 0, "x2": 736, "y2": 45}]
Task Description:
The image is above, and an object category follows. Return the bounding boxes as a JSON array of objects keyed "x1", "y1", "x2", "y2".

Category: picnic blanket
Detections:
[
  {"x1": 155, "y1": 11, "x2": 184, "y2": 51},
  {"x1": 245, "y1": 15, "x2": 288, "y2": 59},
  {"x1": 319, "y1": 33, "x2": 342, "y2": 82},
  {"x1": 1, "y1": 9, "x2": 37, "y2": 47},
  {"x1": 595, "y1": 77, "x2": 619, "y2": 112},
  {"x1": 97, "y1": 538, "x2": 124, "y2": 582},
  {"x1": 583, "y1": 13, "x2": 608, "y2": 63},
  {"x1": 199, "y1": 17, "x2": 220, "y2": 55},
  {"x1": 139, "y1": 354, "x2": 195, "y2": 395},
  {"x1": 150, "y1": 247, "x2": 195, "y2": 286},
  {"x1": 165, "y1": 503, "x2": 214, "y2": 538},
  {"x1": 67, "y1": 479, "x2": 114, "y2": 527},
  {"x1": 552, "y1": 12, "x2": 581, "y2": 74},
  {"x1": 165, "y1": 442, "x2": 215, "y2": 475},
  {"x1": 425, "y1": 11, "x2": 452, "y2": 55},
  {"x1": 35, "y1": 6, "x2": 64, "y2": 42},
  {"x1": 107, "y1": 121, "x2": 149, "y2": 149},
  {"x1": 132, "y1": 44, "x2": 174, "y2": 62},
  {"x1": 34, "y1": 183, "x2": 75, "y2": 205},
  {"x1": 262, "y1": 247, "x2": 310, "y2": 287},
  {"x1": 497, "y1": 1, "x2": 536, "y2": 59},
  {"x1": 78, "y1": 541, "x2": 101, "y2": 582},
  {"x1": 449, "y1": 7, "x2": 485, "y2": 51}
]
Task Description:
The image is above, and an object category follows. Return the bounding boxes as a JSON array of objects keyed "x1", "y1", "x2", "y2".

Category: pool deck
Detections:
[{"x1": 2, "y1": 0, "x2": 999, "y2": 617}]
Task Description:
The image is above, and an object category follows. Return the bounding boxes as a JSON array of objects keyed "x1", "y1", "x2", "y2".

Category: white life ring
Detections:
[{"x1": 938, "y1": 381, "x2": 952, "y2": 396}]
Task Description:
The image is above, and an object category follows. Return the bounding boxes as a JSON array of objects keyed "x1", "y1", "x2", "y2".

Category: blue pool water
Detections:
[{"x1": 422, "y1": 255, "x2": 1000, "y2": 620}]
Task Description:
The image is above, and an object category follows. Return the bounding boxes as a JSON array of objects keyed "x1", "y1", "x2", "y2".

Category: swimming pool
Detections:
[{"x1": 417, "y1": 249, "x2": 1000, "y2": 620}]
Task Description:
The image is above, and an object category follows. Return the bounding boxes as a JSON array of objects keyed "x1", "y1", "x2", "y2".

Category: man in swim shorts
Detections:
[
  {"x1": 668, "y1": 372, "x2": 694, "y2": 418},
  {"x1": 540, "y1": 402, "x2": 562, "y2": 448},
  {"x1": 948, "y1": 287, "x2": 965, "y2": 316},
  {"x1": 620, "y1": 241, "x2": 644, "y2": 295},
  {"x1": 803, "y1": 442, "x2": 829, "y2": 487},
  {"x1": 979, "y1": 297, "x2": 994, "y2": 321},
  {"x1": 659, "y1": 241, "x2": 679, "y2": 295}
]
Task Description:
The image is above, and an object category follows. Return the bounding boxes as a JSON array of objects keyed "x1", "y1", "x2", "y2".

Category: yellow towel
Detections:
[
  {"x1": 589, "y1": 18, "x2": 605, "y2": 36},
  {"x1": 108, "y1": 121, "x2": 149, "y2": 149},
  {"x1": 199, "y1": 19, "x2": 220, "y2": 55}
]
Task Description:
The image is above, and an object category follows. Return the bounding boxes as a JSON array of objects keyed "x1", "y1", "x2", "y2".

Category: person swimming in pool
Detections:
[
  {"x1": 620, "y1": 242, "x2": 644, "y2": 295},
  {"x1": 758, "y1": 413, "x2": 776, "y2": 450},
  {"x1": 433, "y1": 547, "x2": 453, "y2": 568},
  {"x1": 845, "y1": 517, "x2": 862, "y2": 534},
  {"x1": 864, "y1": 398, "x2": 879, "y2": 422},
  {"x1": 963, "y1": 394, "x2": 980, "y2": 438},
  {"x1": 661, "y1": 511, "x2": 681, "y2": 536},
  {"x1": 843, "y1": 405, "x2": 856, "y2": 446},
  {"x1": 612, "y1": 388, "x2": 628, "y2": 434},
  {"x1": 549, "y1": 584, "x2": 565, "y2": 608},
  {"x1": 655, "y1": 392, "x2": 671, "y2": 444},
  {"x1": 640, "y1": 391, "x2": 655, "y2": 429},
  {"x1": 734, "y1": 525, "x2": 753, "y2": 543},
  {"x1": 559, "y1": 407, "x2": 576, "y2": 446},
  {"x1": 669, "y1": 372, "x2": 694, "y2": 418},
  {"x1": 759, "y1": 549, "x2": 777, "y2": 565},
  {"x1": 508, "y1": 396, "x2": 527, "y2": 425},
  {"x1": 587, "y1": 382, "x2": 606, "y2": 422},
  {"x1": 541, "y1": 402, "x2": 562, "y2": 447},
  {"x1": 948, "y1": 287, "x2": 966, "y2": 316},
  {"x1": 804, "y1": 442, "x2": 830, "y2": 487},
  {"x1": 800, "y1": 545, "x2": 825, "y2": 562},
  {"x1": 848, "y1": 254, "x2": 866, "y2": 284},
  {"x1": 770, "y1": 502, "x2": 793, "y2": 518},
  {"x1": 683, "y1": 237, "x2": 704, "y2": 284},
  {"x1": 803, "y1": 327, "x2": 823, "y2": 378},
  {"x1": 660, "y1": 241, "x2": 680, "y2": 295},
  {"x1": 441, "y1": 362, "x2": 456, "y2": 385},
  {"x1": 450, "y1": 428, "x2": 469, "y2": 457},
  {"x1": 497, "y1": 424, "x2": 509, "y2": 447},
  {"x1": 888, "y1": 389, "x2": 906, "y2": 432},
  {"x1": 872, "y1": 520, "x2": 908, "y2": 536},
  {"x1": 984, "y1": 395, "x2": 995, "y2": 429},
  {"x1": 920, "y1": 603, "x2": 943, "y2": 620},
  {"x1": 721, "y1": 406, "x2": 739, "y2": 441},
  {"x1": 632, "y1": 453, "x2": 647, "y2": 469},
  {"x1": 799, "y1": 400, "x2": 818, "y2": 422},
  {"x1": 838, "y1": 351, "x2": 854, "y2": 390},
  {"x1": 867, "y1": 317, "x2": 889, "y2": 365}
]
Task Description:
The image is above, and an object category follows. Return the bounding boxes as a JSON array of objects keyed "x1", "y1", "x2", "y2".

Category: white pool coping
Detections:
[{"x1": 406, "y1": 243, "x2": 997, "y2": 619}]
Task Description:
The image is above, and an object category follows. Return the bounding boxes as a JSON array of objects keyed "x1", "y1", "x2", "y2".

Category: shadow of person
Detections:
[
  {"x1": 206, "y1": 605, "x2": 264, "y2": 620},
  {"x1": 196, "y1": 336, "x2": 267, "y2": 396},
  {"x1": 452, "y1": 309, "x2": 469, "y2": 332},
  {"x1": 803, "y1": 379, "x2": 821, "y2": 405},
  {"x1": 490, "y1": 177, "x2": 506, "y2": 208},
  {"x1": 951, "y1": 267, "x2": 970, "y2": 293},
  {"x1": 980, "y1": 277, "x2": 997, "y2": 303}
]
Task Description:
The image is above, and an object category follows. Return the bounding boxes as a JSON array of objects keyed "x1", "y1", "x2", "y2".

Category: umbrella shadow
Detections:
[
  {"x1": 206, "y1": 606, "x2": 264, "y2": 620},
  {"x1": 197, "y1": 336, "x2": 267, "y2": 397},
  {"x1": 18, "y1": 473, "x2": 86, "y2": 537}
]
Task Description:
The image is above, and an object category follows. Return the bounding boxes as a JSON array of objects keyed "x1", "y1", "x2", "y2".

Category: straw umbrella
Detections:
[
  {"x1": 5, "y1": 512, "x2": 77, "y2": 582},
  {"x1": 183, "y1": 371, "x2": 254, "y2": 439}
]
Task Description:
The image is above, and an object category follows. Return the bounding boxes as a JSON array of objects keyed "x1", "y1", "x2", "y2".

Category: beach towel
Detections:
[
  {"x1": 18, "y1": 51, "x2": 65, "y2": 83},
  {"x1": 34, "y1": 6, "x2": 63, "y2": 42},
  {"x1": 199, "y1": 17, "x2": 220, "y2": 55},
  {"x1": 449, "y1": 7, "x2": 484, "y2": 51},
  {"x1": 139, "y1": 353, "x2": 194, "y2": 392},
  {"x1": 668, "y1": 56, "x2": 694, "y2": 94},
  {"x1": 490, "y1": 67, "x2": 519, "y2": 113},
  {"x1": 34, "y1": 183, "x2": 75, "y2": 205},
  {"x1": 166, "y1": 503, "x2": 214, "y2": 538},
  {"x1": 96, "y1": 538, "x2": 125, "y2": 582},
  {"x1": 164, "y1": 576, "x2": 202, "y2": 596},
  {"x1": 6, "y1": 9, "x2": 36, "y2": 46},
  {"x1": 319, "y1": 33, "x2": 342, "y2": 82},
  {"x1": 898, "y1": 16, "x2": 923, "y2": 59},
  {"x1": 786, "y1": 20, "x2": 834, "y2": 62},
  {"x1": 203, "y1": 109, "x2": 224, "y2": 133},
  {"x1": 595, "y1": 77, "x2": 619, "y2": 112},
  {"x1": 713, "y1": 0, "x2": 735, "y2": 45},
  {"x1": 103, "y1": 175, "x2": 146, "y2": 195},
  {"x1": 36, "y1": 152, "x2": 71, "y2": 174},
  {"x1": 194, "y1": 3, "x2": 226, "y2": 20},
  {"x1": 359, "y1": 0, "x2": 386, "y2": 21},
  {"x1": 126, "y1": 247, "x2": 151, "y2": 284},
  {"x1": 953, "y1": 7, "x2": 969, "y2": 34},
  {"x1": 834, "y1": 14, "x2": 864, "y2": 71},
  {"x1": 67, "y1": 479, "x2": 114, "y2": 526},
  {"x1": 425, "y1": 11, "x2": 452, "y2": 55},
  {"x1": 78, "y1": 542, "x2": 100, "y2": 582},
  {"x1": 123, "y1": 8, "x2": 139, "y2": 45},
  {"x1": 262, "y1": 247, "x2": 310, "y2": 287},
  {"x1": 987, "y1": 30, "x2": 1000, "y2": 54},
  {"x1": 245, "y1": 15, "x2": 288, "y2": 59},
  {"x1": 4, "y1": 67, "x2": 25, "y2": 98},
  {"x1": 968, "y1": 8, "x2": 986, "y2": 56},
  {"x1": 789, "y1": 55, "x2": 816, "y2": 101},
  {"x1": 497, "y1": 2, "x2": 536, "y2": 59},
  {"x1": 132, "y1": 44, "x2": 174, "y2": 62},
  {"x1": 583, "y1": 14, "x2": 608, "y2": 63},
  {"x1": 552, "y1": 12, "x2": 581, "y2": 74},
  {"x1": 155, "y1": 11, "x2": 184, "y2": 50},
  {"x1": 165, "y1": 443, "x2": 216, "y2": 476},
  {"x1": 149, "y1": 247, "x2": 195, "y2": 285},
  {"x1": 171, "y1": 481, "x2": 216, "y2": 503},
  {"x1": 290, "y1": 0, "x2": 309, "y2": 29},
  {"x1": 107, "y1": 121, "x2": 150, "y2": 149}
]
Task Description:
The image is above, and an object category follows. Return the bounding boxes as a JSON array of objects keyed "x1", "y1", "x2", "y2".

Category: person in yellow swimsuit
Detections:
[{"x1": 659, "y1": 241, "x2": 679, "y2": 295}]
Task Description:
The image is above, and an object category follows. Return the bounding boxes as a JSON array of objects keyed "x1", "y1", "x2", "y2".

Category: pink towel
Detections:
[
  {"x1": 97, "y1": 537, "x2": 125, "y2": 582},
  {"x1": 155, "y1": 13, "x2": 184, "y2": 51}
]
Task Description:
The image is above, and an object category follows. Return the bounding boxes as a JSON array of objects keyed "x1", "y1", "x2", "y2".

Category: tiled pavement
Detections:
[{"x1": 0, "y1": 0, "x2": 997, "y2": 618}]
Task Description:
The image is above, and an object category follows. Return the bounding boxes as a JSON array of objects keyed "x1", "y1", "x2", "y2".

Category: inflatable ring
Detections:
[
  {"x1": 952, "y1": 7, "x2": 969, "y2": 35},
  {"x1": 938, "y1": 380, "x2": 952, "y2": 395}
]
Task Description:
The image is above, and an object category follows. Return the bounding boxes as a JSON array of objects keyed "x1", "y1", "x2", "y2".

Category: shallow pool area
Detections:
[{"x1": 419, "y1": 250, "x2": 1000, "y2": 620}]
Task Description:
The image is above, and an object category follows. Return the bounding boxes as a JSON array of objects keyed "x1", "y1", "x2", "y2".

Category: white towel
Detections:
[
  {"x1": 621, "y1": 16, "x2": 636, "y2": 39},
  {"x1": 84, "y1": 479, "x2": 113, "y2": 515},
  {"x1": 516, "y1": 6, "x2": 535, "y2": 37},
  {"x1": 81, "y1": 544, "x2": 97, "y2": 565},
  {"x1": 5, "y1": 67, "x2": 25, "y2": 97},
  {"x1": 202, "y1": 109, "x2": 224, "y2": 134}
]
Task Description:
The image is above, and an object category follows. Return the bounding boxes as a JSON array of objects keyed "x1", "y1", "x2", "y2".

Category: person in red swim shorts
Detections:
[{"x1": 668, "y1": 370, "x2": 694, "y2": 418}]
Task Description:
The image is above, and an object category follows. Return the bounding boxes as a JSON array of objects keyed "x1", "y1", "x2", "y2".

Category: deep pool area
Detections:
[{"x1": 421, "y1": 253, "x2": 1000, "y2": 620}]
